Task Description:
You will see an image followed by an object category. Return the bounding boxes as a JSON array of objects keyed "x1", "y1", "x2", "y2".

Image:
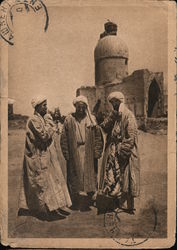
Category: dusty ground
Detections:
[{"x1": 8, "y1": 129, "x2": 167, "y2": 238}]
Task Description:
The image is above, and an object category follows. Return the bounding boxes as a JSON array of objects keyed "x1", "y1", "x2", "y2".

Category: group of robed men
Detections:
[{"x1": 18, "y1": 91, "x2": 140, "y2": 221}]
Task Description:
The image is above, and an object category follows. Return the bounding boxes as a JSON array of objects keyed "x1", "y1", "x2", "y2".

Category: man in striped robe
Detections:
[{"x1": 99, "y1": 92, "x2": 140, "y2": 214}]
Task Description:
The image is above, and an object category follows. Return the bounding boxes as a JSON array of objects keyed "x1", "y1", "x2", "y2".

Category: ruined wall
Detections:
[
  {"x1": 104, "y1": 70, "x2": 145, "y2": 117},
  {"x1": 76, "y1": 69, "x2": 166, "y2": 129},
  {"x1": 146, "y1": 117, "x2": 167, "y2": 132},
  {"x1": 143, "y1": 69, "x2": 164, "y2": 118},
  {"x1": 76, "y1": 70, "x2": 145, "y2": 119}
]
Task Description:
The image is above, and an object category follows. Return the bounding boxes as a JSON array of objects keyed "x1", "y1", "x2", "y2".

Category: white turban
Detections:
[
  {"x1": 73, "y1": 95, "x2": 88, "y2": 107},
  {"x1": 31, "y1": 95, "x2": 47, "y2": 109},
  {"x1": 107, "y1": 91, "x2": 125, "y2": 103},
  {"x1": 73, "y1": 95, "x2": 96, "y2": 127}
]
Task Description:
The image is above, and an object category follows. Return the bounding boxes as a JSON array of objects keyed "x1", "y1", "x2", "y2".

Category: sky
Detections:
[{"x1": 8, "y1": 1, "x2": 168, "y2": 116}]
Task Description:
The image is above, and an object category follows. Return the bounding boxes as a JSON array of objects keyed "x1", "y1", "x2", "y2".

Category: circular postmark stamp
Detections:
[
  {"x1": 0, "y1": 0, "x2": 49, "y2": 45},
  {"x1": 104, "y1": 206, "x2": 158, "y2": 247}
]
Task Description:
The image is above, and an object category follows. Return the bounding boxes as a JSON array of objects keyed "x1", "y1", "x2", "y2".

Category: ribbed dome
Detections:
[{"x1": 94, "y1": 35, "x2": 129, "y2": 61}]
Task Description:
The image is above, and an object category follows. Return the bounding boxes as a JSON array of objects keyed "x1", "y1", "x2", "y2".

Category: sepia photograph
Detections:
[{"x1": 0, "y1": 0, "x2": 176, "y2": 248}]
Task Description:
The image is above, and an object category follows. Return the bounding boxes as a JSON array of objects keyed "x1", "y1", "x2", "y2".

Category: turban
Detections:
[
  {"x1": 107, "y1": 91, "x2": 125, "y2": 103},
  {"x1": 31, "y1": 95, "x2": 47, "y2": 109},
  {"x1": 73, "y1": 95, "x2": 96, "y2": 127},
  {"x1": 73, "y1": 95, "x2": 88, "y2": 107}
]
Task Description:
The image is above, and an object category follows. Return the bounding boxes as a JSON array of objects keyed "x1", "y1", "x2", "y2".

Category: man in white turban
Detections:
[
  {"x1": 99, "y1": 91, "x2": 140, "y2": 214},
  {"x1": 31, "y1": 95, "x2": 47, "y2": 109},
  {"x1": 60, "y1": 95, "x2": 104, "y2": 211},
  {"x1": 18, "y1": 96, "x2": 72, "y2": 221}
]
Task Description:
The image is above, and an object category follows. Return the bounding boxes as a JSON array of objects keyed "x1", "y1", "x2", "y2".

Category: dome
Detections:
[{"x1": 94, "y1": 35, "x2": 129, "y2": 62}]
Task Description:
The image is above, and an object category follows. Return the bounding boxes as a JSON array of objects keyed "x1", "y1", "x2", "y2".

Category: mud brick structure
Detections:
[{"x1": 76, "y1": 21, "x2": 167, "y2": 128}]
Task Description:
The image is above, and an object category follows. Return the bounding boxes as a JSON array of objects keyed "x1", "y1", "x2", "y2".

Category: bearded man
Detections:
[{"x1": 60, "y1": 96, "x2": 103, "y2": 211}]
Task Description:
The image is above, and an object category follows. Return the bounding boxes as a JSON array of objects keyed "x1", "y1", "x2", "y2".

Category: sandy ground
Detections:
[{"x1": 8, "y1": 129, "x2": 167, "y2": 238}]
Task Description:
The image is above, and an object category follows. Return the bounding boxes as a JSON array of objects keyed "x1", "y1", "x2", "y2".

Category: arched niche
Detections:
[{"x1": 147, "y1": 79, "x2": 162, "y2": 117}]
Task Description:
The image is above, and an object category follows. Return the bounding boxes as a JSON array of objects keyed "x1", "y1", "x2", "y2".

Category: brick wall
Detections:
[{"x1": 76, "y1": 69, "x2": 166, "y2": 129}]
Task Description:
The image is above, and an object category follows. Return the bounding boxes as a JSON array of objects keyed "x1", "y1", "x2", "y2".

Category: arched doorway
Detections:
[{"x1": 147, "y1": 79, "x2": 161, "y2": 117}]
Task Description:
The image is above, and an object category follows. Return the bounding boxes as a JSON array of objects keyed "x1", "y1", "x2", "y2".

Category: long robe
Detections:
[
  {"x1": 18, "y1": 112, "x2": 72, "y2": 214},
  {"x1": 99, "y1": 106, "x2": 140, "y2": 197},
  {"x1": 44, "y1": 114, "x2": 67, "y2": 179},
  {"x1": 60, "y1": 113, "x2": 103, "y2": 194}
]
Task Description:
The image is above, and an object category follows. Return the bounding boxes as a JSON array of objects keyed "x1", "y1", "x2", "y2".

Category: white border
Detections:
[{"x1": 0, "y1": 0, "x2": 176, "y2": 248}]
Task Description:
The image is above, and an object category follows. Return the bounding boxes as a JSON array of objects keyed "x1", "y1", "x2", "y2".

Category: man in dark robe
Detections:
[{"x1": 60, "y1": 95, "x2": 104, "y2": 211}]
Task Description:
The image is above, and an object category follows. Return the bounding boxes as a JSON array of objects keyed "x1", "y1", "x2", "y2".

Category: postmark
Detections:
[
  {"x1": 104, "y1": 206, "x2": 158, "y2": 246},
  {"x1": 0, "y1": 0, "x2": 49, "y2": 45}
]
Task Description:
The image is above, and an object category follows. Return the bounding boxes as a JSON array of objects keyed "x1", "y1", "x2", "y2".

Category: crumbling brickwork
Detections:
[{"x1": 77, "y1": 21, "x2": 167, "y2": 129}]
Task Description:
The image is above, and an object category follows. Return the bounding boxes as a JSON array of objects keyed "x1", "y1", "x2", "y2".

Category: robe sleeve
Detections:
[
  {"x1": 119, "y1": 113, "x2": 138, "y2": 158},
  {"x1": 60, "y1": 119, "x2": 69, "y2": 161},
  {"x1": 94, "y1": 126, "x2": 104, "y2": 159},
  {"x1": 28, "y1": 117, "x2": 54, "y2": 143}
]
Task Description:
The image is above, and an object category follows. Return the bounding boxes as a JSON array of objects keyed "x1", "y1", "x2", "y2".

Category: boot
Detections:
[
  {"x1": 70, "y1": 193, "x2": 80, "y2": 211},
  {"x1": 79, "y1": 194, "x2": 91, "y2": 212}
]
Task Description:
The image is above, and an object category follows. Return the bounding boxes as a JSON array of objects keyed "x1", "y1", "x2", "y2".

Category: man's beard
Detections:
[
  {"x1": 76, "y1": 111, "x2": 86, "y2": 119},
  {"x1": 113, "y1": 104, "x2": 120, "y2": 111}
]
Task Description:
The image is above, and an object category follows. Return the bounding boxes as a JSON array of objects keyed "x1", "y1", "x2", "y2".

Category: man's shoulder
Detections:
[{"x1": 27, "y1": 113, "x2": 42, "y2": 125}]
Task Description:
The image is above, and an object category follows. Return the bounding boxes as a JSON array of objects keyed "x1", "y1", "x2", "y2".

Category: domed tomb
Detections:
[{"x1": 94, "y1": 21, "x2": 129, "y2": 86}]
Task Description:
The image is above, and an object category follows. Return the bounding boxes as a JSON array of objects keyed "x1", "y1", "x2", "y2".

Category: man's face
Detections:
[
  {"x1": 75, "y1": 102, "x2": 87, "y2": 116},
  {"x1": 110, "y1": 98, "x2": 121, "y2": 111},
  {"x1": 36, "y1": 100, "x2": 47, "y2": 116}
]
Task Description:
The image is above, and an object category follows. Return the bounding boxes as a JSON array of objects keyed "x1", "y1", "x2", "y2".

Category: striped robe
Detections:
[{"x1": 99, "y1": 106, "x2": 140, "y2": 197}]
